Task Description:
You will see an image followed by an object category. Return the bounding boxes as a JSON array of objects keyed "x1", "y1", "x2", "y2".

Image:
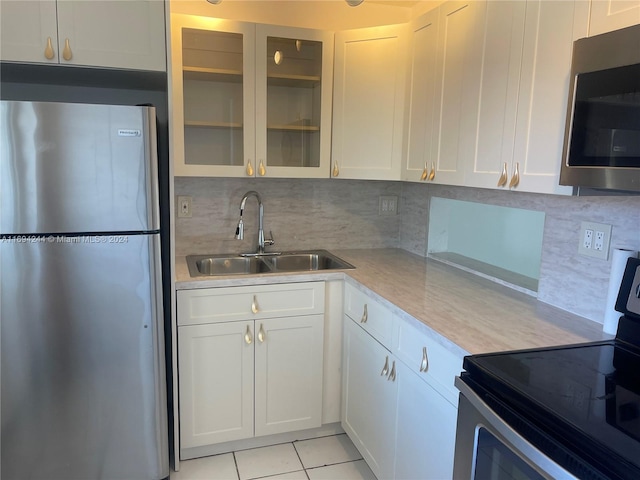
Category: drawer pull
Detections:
[
  {"x1": 244, "y1": 325, "x2": 253, "y2": 345},
  {"x1": 380, "y1": 356, "x2": 389, "y2": 377},
  {"x1": 509, "y1": 162, "x2": 520, "y2": 188},
  {"x1": 44, "y1": 37, "x2": 55, "y2": 60},
  {"x1": 388, "y1": 360, "x2": 396, "y2": 382},
  {"x1": 62, "y1": 38, "x2": 72, "y2": 61},
  {"x1": 497, "y1": 162, "x2": 508, "y2": 187},
  {"x1": 419, "y1": 346, "x2": 429, "y2": 373},
  {"x1": 360, "y1": 304, "x2": 368, "y2": 323},
  {"x1": 420, "y1": 163, "x2": 428, "y2": 181},
  {"x1": 251, "y1": 295, "x2": 259, "y2": 314},
  {"x1": 428, "y1": 162, "x2": 436, "y2": 181},
  {"x1": 258, "y1": 323, "x2": 266, "y2": 343}
]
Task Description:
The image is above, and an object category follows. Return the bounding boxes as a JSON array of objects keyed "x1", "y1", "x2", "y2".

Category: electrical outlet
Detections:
[
  {"x1": 583, "y1": 229, "x2": 593, "y2": 249},
  {"x1": 378, "y1": 195, "x2": 398, "y2": 216},
  {"x1": 578, "y1": 221, "x2": 611, "y2": 259},
  {"x1": 177, "y1": 195, "x2": 192, "y2": 218}
]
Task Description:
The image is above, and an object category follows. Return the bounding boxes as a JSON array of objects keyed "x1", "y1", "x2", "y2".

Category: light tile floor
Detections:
[{"x1": 171, "y1": 434, "x2": 376, "y2": 480}]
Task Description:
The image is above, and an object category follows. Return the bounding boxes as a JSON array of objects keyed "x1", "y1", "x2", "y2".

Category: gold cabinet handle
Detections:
[
  {"x1": 380, "y1": 355, "x2": 390, "y2": 377},
  {"x1": 244, "y1": 325, "x2": 253, "y2": 345},
  {"x1": 44, "y1": 37, "x2": 55, "y2": 60},
  {"x1": 360, "y1": 304, "x2": 368, "y2": 324},
  {"x1": 420, "y1": 163, "x2": 428, "y2": 181},
  {"x1": 388, "y1": 360, "x2": 396, "y2": 382},
  {"x1": 246, "y1": 160, "x2": 254, "y2": 176},
  {"x1": 258, "y1": 160, "x2": 266, "y2": 176},
  {"x1": 62, "y1": 38, "x2": 72, "y2": 61},
  {"x1": 419, "y1": 346, "x2": 429, "y2": 373},
  {"x1": 497, "y1": 162, "x2": 508, "y2": 187},
  {"x1": 258, "y1": 323, "x2": 266, "y2": 343},
  {"x1": 332, "y1": 162, "x2": 339, "y2": 177},
  {"x1": 251, "y1": 295, "x2": 259, "y2": 314},
  {"x1": 509, "y1": 162, "x2": 520, "y2": 188},
  {"x1": 428, "y1": 162, "x2": 435, "y2": 181}
]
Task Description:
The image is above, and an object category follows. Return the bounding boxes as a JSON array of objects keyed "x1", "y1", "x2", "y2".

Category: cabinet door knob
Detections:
[
  {"x1": 251, "y1": 295, "x2": 259, "y2": 314},
  {"x1": 380, "y1": 355, "x2": 390, "y2": 377},
  {"x1": 62, "y1": 38, "x2": 72, "y2": 61},
  {"x1": 419, "y1": 346, "x2": 429, "y2": 373},
  {"x1": 388, "y1": 360, "x2": 396, "y2": 382},
  {"x1": 360, "y1": 304, "x2": 368, "y2": 323},
  {"x1": 258, "y1": 323, "x2": 266, "y2": 343},
  {"x1": 44, "y1": 37, "x2": 55, "y2": 60},
  {"x1": 428, "y1": 162, "x2": 435, "y2": 181},
  {"x1": 497, "y1": 162, "x2": 508, "y2": 187},
  {"x1": 246, "y1": 160, "x2": 254, "y2": 176},
  {"x1": 420, "y1": 163, "x2": 428, "y2": 181},
  {"x1": 258, "y1": 160, "x2": 266, "y2": 176},
  {"x1": 244, "y1": 325, "x2": 253, "y2": 345},
  {"x1": 332, "y1": 162, "x2": 339, "y2": 177},
  {"x1": 509, "y1": 162, "x2": 520, "y2": 188}
]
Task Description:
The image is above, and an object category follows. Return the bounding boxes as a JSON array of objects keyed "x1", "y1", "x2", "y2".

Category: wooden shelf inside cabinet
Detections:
[
  {"x1": 267, "y1": 73, "x2": 321, "y2": 88},
  {"x1": 185, "y1": 120, "x2": 243, "y2": 129},
  {"x1": 183, "y1": 66, "x2": 243, "y2": 83},
  {"x1": 267, "y1": 124, "x2": 320, "y2": 132}
]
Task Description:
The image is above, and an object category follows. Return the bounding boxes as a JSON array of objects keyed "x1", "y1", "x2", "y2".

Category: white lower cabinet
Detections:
[
  {"x1": 342, "y1": 317, "x2": 397, "y2": 480},
  {"x1": 394, "y1": 361, "x2": 457, "y2": 480},
  {"x1": 178, "y1": 321, "x2": 254, "y2": 448},
  {"x1": 341, "y1": 282, "x2": 461, "y2": 480},
  {"x1": 177, "y1": 282, "x2": 325, "y2": 453}
]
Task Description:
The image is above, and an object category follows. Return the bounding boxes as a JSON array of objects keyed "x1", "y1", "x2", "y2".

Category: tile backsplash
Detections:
[
  {"x1": 174, "y1": 177, "x2": 402, "y2": 257},
  {"x1": 175, "y1": 177, "x2": 640, "y2": 324},
  {"x1": 400, "y1": 183, "x2": 640, "y2": 324}
]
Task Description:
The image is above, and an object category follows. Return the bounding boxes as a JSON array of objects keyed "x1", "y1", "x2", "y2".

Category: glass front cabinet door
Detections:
[{"x1": 171, "y1": 15, "x2": 333, "y2": 178}]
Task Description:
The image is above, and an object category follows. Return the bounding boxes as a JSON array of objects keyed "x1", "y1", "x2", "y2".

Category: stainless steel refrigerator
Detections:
[{"x1": 0, "y1": 101, "x2": 169, "y2": 479}]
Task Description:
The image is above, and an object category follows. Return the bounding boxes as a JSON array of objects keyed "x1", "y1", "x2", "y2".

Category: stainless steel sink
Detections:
[
  {"x1": 187, "y1": 255, "x2": 271, "y2": 277},
  {"x1": 186, "y1": 250, "x2": 354, "y2": 277},
  {"x1": 263, "y1": 252, "x2": 353, "y2": 272}
]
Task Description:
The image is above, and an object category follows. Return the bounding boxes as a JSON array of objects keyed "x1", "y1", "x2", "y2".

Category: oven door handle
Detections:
[{"x1": 455, "y1": 377, "x2": 580, "y2": 480}]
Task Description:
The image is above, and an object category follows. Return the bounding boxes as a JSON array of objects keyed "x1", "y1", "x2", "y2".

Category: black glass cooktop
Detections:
[{"x1": 462, "y1": 336, "x2": 640, "y2": 480}]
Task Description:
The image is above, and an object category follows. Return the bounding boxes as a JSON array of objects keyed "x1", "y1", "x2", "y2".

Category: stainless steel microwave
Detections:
[{"x1": 560, "y1": 24, "x2": 640, "y2": 192}]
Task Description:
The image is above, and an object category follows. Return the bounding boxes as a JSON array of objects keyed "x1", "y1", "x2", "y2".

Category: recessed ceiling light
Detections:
[
  {"x1": 206, "y1": 0, "x2": 222, "y2": 4},
  {"x1": 346, "y1": 0, "x2": 364, "y2": 6}
]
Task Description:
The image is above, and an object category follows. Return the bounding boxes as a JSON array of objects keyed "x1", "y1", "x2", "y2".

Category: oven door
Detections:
[{"x1": 453, "y1": 380, "x2": 578, "y2": 480}]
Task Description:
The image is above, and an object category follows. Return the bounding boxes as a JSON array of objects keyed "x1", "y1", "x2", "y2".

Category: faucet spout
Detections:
[{"x1": 235, "y1": 191, "x2": 274, "y2": 254}]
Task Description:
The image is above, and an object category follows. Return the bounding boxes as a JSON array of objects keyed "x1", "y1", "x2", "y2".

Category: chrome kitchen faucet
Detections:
[{"x1": 235, "y1": 191, "x2": 275, "y2": 255}]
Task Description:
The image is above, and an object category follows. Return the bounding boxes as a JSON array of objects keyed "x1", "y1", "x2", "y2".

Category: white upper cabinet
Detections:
[
  {"x1": 332, "y1": 24, "x2": 408, "y2": 180},
  {"x1": 402, "y1": 9, "x2": 440, "y2": 183},
  {"x1": 510, "y1": 0, "x2": 587, "y2": 194},
  {"x1": 171, "y1": 16, "x2": 255, "y2": 177},
  {"x1": 171, "y1": 15, "x2": 333, "y2": 178},
  {"x1": 255, "y1": 25, "x2": 334, "y2": 179},
  {"x1": 405, "y1": 0, "x2": 588, "y2": 194},
  {"x1": 464, "y1": 1, "x2": 526, "y2": 190},
  {"x1": 430, "y1": 0, "x2": 482, "y2": 187},
  {"x1": 0, "y1": 0, "x2": 166, "y2": 71},
  {"x1": 589, "y1": 0, "x2": 640, "y2": 35}
]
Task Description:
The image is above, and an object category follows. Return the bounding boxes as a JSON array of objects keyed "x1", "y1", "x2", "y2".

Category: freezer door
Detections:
[
  {"x1": 1, "y1": 234, "x2": 168, "y2": 480},
  {"x1": 0, "y1": 101, "x2": 159, "y2": 234}
]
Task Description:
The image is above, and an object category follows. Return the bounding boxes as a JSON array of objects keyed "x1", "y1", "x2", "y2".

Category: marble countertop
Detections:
[{"x1": 175, "y1": 248, "x2": 610, "y2": 355}]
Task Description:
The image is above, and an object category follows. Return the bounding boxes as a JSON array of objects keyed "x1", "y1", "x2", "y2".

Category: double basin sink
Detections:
[{"x1": 187, "y1": 250, "x2": 355, "y2": 277}]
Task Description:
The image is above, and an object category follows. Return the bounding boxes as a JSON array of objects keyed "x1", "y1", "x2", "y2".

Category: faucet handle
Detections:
[{"x1": 265, "y1": 230, "x2": 275, "y2": 246}]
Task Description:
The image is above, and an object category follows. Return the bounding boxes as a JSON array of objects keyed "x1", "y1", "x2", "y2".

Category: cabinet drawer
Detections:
[
  {"x1": 178, "y1": 282, "x2": 325, "y2": 326},
  {"x1": 344, "y1": 283, "x2": 394, "y2": 346},
  {"x1": 393, "y1": 319, "x2": 463, "y2": 404}
]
